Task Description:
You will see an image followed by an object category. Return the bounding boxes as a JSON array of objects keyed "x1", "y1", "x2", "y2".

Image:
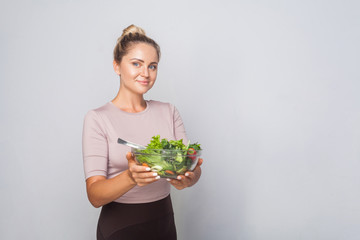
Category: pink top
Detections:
[{"x1": 82, "y1": 100, "x2": 188, "y2": 203}]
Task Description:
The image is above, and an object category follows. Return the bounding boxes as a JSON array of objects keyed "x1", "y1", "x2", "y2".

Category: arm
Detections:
[
  {"x1": 86, "y1": 170, "x2": 135, "y2": 208},
  {"x1": 86, "y1": 153, "x2": 160, "y2": 208},
  {"x1": 83, "y1": 111, "x2": 159, "y2": 208}
]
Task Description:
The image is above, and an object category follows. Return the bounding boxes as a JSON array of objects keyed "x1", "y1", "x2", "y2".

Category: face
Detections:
[{"x1": 113, "y1": 43, "x2": 159, "y2": 95}]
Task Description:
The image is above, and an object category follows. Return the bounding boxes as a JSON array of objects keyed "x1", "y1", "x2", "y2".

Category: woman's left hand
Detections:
[{"x1": 167, "y1": 158, "x2": 203, "y2": 190}]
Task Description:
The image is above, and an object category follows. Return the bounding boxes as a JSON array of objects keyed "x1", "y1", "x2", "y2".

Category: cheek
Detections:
[
  {"x1": 128, "y1": 68, "x2": 140, "y2": 77},
  {"x1": 151, "y1": 71, "x2": 158, "y2": 80},
  {"x1": 122, "y1": 70, "x2": 139, "y2": 81}
]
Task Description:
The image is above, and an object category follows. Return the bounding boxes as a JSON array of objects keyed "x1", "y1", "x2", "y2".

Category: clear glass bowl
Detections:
[{"x1": 131, "y1": 148, "x2": 202, "y2": 178}]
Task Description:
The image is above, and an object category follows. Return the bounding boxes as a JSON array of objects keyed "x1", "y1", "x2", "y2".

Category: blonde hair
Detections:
[{"x1": 113, "y1": 24, "x2": 160, "y2": 63}]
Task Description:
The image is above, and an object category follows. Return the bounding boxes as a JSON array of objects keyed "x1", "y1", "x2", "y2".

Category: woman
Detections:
[{"x1": 82, "y1": 25, "x2": 203, "y2": 240}]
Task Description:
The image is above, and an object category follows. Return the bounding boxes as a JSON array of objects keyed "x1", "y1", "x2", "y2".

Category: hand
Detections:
[
  {"x1": 126, "y1": 152, "x2": 160, "y2": 187},
  {"x1": 167, "y1": 158, "x2": 203, "y2": 190}
]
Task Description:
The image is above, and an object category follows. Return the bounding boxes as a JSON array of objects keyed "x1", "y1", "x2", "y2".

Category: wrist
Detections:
[{"x1": 126, "y1": 169, "x2": 137, "y2": 186}]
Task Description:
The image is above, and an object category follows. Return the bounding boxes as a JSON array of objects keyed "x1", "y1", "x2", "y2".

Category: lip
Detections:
[{"x1": 137, "y1": 80, "x2": 150, "y2": 85}]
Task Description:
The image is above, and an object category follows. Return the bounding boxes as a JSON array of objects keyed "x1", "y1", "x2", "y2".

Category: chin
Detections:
[
  {"x1": 136, "y1": 87, "x2": 152, "y2": 95},
  {"x1": 138, "y1": 85, "x2": 154, "y2": 94}
]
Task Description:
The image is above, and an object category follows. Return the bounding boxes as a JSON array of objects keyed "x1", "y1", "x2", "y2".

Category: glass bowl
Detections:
[{"x1": 131, "y1": 148, "x2": 202, "y2": 178}]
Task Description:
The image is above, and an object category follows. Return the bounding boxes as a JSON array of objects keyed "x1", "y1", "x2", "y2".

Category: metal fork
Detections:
[{"x1": 117, "y1": 138, "x2": 146, "y2": 150}]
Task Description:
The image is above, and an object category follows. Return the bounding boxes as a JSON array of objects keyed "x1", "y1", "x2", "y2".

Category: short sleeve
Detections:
[
  {"x1": 82, "y1": 110, "x2": 108, "y2": 180},
  {"x1": 173, "y1": 106, "x2": 188, "y2": 144}
]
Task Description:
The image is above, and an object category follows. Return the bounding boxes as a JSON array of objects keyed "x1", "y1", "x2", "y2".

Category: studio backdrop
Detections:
[{"x1": 1, "y1": 1, "x2": 360, "y2": 239}]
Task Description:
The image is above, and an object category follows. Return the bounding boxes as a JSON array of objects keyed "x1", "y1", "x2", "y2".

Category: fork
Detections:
[{"x1": 117, "y1": 138, "x2": 146, "y2": 150}]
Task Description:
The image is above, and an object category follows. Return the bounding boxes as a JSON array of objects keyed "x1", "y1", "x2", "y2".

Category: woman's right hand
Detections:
[{"x1": 126, "y1": 152, "x2": 160, "y2": 187}]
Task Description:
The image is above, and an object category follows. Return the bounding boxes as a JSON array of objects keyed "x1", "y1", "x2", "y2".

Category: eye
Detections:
[
  {"x1": 132, "y1": 62, "x2": 140, "y2": 67},
  {"x1": 149, "y1": 65, "x2": 157, "y2": 70}
]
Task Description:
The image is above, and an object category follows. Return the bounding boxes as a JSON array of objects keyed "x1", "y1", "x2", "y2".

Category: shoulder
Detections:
[
  {"x1": 147, "y1": 100, "x2": 178, "y2": 111},
  {"x1": 148, "y1": 100, "x2": 173, "y2": 108},
  {"x1": 147, "y1": 100, "x2": 179, "y2": 114},
  {"x1": 147, "y1": 100, "x2": 184, "y2": 122},
  {"x1": 84, "y1": 103, "x2": 112, "y2": 124}
]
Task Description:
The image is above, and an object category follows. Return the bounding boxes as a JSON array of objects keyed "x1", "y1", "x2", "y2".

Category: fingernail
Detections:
[
  {"x1": 146, "y1": 167, "x2": 151, "y2": 171},
  {"x1": 177, "y1": 176, "x2": 182, "y2": 180},
  {"x1": 152, "y1": 172, "x2": 158, "y2": 176},
  {"x1": 166, "y1": 178, "x2": 171, "y2": 182},
  {"x1": 155, "y1": 176, "x2": 160, "y2": 180},
  {"x1": 185, "y1": 173, "x2": 189, "y2": 177}
]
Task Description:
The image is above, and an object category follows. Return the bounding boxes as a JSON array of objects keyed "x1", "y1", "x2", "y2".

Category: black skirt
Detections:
[{"x1": 97, "y1": 195, "x2": 177, "y2": 240}]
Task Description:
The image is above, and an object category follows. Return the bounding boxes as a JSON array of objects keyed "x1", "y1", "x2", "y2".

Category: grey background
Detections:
[{"x1": 1, "y1": 0, "x2": 359, "y2": 239}]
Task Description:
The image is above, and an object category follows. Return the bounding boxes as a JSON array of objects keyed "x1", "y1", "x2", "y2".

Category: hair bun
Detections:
[
  {"x1": 114, "y1": 24, "x2": 160, "y2": 63},
  {"x1": 117, "y1": 24, "x2": 146, "y2": 43}
]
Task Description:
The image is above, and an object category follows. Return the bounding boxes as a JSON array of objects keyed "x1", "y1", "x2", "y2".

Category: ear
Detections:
[{"x1": 113, "y1": 60, "x2": 121, "y2": 75}]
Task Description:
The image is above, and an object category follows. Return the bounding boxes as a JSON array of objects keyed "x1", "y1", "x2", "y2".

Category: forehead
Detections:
[{"x1": 125, "y1": 43, "x2": 159, "y2": 62}]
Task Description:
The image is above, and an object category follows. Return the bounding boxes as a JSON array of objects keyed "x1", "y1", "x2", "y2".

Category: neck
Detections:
[{"x1": 111, "y1": 87, "x2": 147, "y2": 113}]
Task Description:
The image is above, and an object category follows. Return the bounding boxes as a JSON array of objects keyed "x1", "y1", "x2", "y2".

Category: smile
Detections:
[{"x1": 137, "y1": 80, "x2": 150, "y2": 85}]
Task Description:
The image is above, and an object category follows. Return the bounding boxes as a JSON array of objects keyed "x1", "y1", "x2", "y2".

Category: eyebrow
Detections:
[{"x1": 130, "y1": 58, "x2": 158, "y2": 65}]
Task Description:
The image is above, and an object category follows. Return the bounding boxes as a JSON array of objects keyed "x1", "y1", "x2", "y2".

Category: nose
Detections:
[{"x1": 140, "y1": 66, "x2": 149, "y2": 78}]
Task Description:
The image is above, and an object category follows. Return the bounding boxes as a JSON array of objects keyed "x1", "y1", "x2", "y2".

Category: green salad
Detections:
[{"x1": 134, "y1": 135, "x2": 201, "y2": 177}]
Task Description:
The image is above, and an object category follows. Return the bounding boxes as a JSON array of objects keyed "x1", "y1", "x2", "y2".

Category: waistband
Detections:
[{"x1": 98, "y1": 194, "x2": 173, "y2": 233}]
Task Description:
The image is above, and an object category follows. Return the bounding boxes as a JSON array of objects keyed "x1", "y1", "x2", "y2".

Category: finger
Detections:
[
  {"x1": 126, "y1": 152, "x2": 136, "y2": 163},
  {"x1": 176, "y1": 174, "x2": 188, "y2": 181},
  {"x1": 135, "y1": 175, "x2": 160, "y2": 185},
  {"x1": 132, "y1": 172, "x2": 160, "y2": 186},
  {"x1": 175, "y1": 175, "x2": 191, "y2": 185},
  {"x1": 167, "y1": 177, "x2": 179, "y2": 184},
  {"x1": 130, "y1": 164, "x2": 151, "y2": 173},
  {"x1": 168, "y1": 174, "x2": 190, "y2": 183},
  {"x1": 184, "y1": 171, "x2": 195, "y2": 179},
  {"x1": 181, "y1": 175, "x2": 192, "y2": 185},
  {"x1": 167, "y1": 178, "x2": 182, "y2": 187},
  {"x1": 126, "y1": 152, "x2": 138, "y2": 170},
  {"x1": 168, "y1": 177, "x2": 188, "y2": 190},
  {"x1": 133, "y1": 171, "x2": 159, "y2": 179},
  {"x1": 136, "y1": 177, "x2": 160, "y2": 186},
  {"x1": 196, "y1": 158, "x2": 203, "y2": 167},
  {"x1": 126, "y1": 152, "x2": 152, "y2": 172},
  {"x1": 191, "y1": 159, "x2": 203, "y2": 175},
  {"x1": 136, "y1": 176, "x2": 160, "y2": 184}
]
